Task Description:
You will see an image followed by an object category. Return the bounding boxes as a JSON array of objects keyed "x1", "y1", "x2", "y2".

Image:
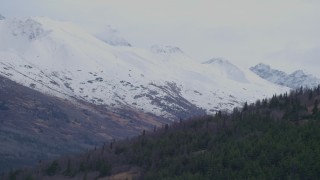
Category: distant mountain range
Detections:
[
  {"x1": 2, "y1": 15, "x2": 319, "y2": 173},
  {"x1": 251, "y1": 63, "x2": 320, "y2": 89},
  {"x1": 0, "y1": 16, "x2": 287, "y2": 120}
]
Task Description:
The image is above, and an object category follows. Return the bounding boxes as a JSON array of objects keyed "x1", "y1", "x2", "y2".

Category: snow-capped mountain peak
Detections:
[
  {"x1": 7, "y1": 18, "x2": 51, "y2": 41},
  {"x1": 202, "y1": 58, "x2": 249, "y2": 83},
  {"x1": 150, "y1": 45, "x2": 183, "y2": 54},
  {"x1": 291, "y1": 70, "x2": 306, "y2": 78},
  {"x1": 202, "y1": 57, "x2": 229, "y2": 65},
  {"x1": 95, "y1": 25, "x2": 131, "y2": 47},
  {"x1": 252, "y1": 63, "x2": 271, "y2": 71},
  {"x1": 251, "y1": 63, "x2": 320, "y2": 89},
  {"x1": 0, "y1": 16, "x2": 289, "y2": 120},
  {"x1": 250, "y1": 63, "x2": 287, "y2": 83}
]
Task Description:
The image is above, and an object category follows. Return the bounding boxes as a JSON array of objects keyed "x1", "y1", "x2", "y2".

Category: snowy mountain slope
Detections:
[
  {"x1": 251, "y1": 63, "x2": 320, "y2": 89},
  {"x1": 0, "y1": 16, "x2": 289, "y2": 120},
  {"x1": 0, "y1": 75, "x2": 170, "y2": 173}
]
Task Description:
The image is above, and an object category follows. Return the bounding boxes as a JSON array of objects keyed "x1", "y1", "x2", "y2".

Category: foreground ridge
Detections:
[{"x1": 6, "y1": 85, "x2": 320, "y2": 179}]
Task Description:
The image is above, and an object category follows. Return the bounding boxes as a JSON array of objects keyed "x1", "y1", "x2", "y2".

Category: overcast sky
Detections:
[{"x1": 1, "y1": 0, "x2": 320, "y2": 76}]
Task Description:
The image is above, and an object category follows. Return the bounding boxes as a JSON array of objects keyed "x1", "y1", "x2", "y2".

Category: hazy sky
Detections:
[{"x1": 1, "y1": 0, "x2": 320, "y2": 76}]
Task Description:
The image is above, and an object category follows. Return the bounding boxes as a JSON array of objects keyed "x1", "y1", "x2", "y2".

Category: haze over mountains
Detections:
[{"x1": 0, "y1": 14, "x2": 319, "y2": 173}]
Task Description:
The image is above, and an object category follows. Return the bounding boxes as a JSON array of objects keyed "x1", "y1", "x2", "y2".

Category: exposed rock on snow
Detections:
[
  {"x1": 251, "y1": 63, "x2": 320, "y2": 89},
  {"x1": 150, "y1": 45, "x2": 183, "y2": 54}
]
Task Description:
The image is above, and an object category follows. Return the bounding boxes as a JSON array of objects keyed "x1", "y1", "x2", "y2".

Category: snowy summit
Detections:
[
  {"x1": 0, "y1": 16, "x2": 289, "y2": 120},
  {"x1": 202, "y1": 58, "x2": 249, "y2": 83},
  {"x1": 251, "y1": 63, "x2": 320, "y2": 89}
]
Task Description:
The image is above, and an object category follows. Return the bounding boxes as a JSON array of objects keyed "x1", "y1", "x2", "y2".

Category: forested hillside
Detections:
[
  {"x1": 0, "y1": 75, "x2": 168, "y2": 174},
  {"x1": 3, "y1": 86, "x2": 320, "y2": 180}
]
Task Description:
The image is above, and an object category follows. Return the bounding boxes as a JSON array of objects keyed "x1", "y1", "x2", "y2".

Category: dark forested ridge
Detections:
[
  {"x1": 3, "y1": 86, "x2": 320, "y2": 180},
  {"x1": 0, "y1": 75, "x2": 169, "y2": 174}
]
